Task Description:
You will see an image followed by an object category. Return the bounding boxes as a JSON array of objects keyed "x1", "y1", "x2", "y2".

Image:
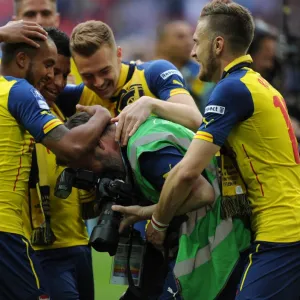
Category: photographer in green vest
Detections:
[{"x1": 59, "y1": 109, "x2": 251, "y2": 300}]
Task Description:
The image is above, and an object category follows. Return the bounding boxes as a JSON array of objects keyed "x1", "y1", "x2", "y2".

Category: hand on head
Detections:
[{"x1": 0, "y1": 20, "x2": 48, "y2": 48}]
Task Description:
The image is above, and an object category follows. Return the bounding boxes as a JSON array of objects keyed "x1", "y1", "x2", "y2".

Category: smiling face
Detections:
[
  {"x1": 191, "y1": 19, "x2": 220, "y2": 83},
  {"x1": 24, "y1": 39, "x2": 57, "y2": 91},
  {"x1": 73, "y1": 45, "x2": 122, "y2": 99},
  {"x1": 40, "y1": 54, "x2": 70, "y2": 106}
]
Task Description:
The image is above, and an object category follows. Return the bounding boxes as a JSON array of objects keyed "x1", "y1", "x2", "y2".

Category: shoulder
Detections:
[
  {"x1": 206, "y1": 75, "x2": 253, "y2": 118},
  {"x1": 5, "y1": 76, "x2": 32, "y2": 90},
  {"x1": 8, "y1": 78, "x2": 45, "y2": 103},
  {"x1": 140, "y1": 59, "x2": 183, "y2": 78},
  {"x1": 211, "y1": 75, "x2": 251, "y2": 102}
]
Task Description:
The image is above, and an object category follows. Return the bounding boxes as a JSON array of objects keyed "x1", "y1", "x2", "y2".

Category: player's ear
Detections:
[
  {"x1": 116, "y1": 46, "x2": 122, "y2": 60},
  {"x1": 214, "y1": 36, "x2": 224, "y2": 56},
  {"x1": 98, "y1": 139, "x2": 105, "y2": 150},
  {"x1": 16, "y1": 52, "x2": 29, "y2": 69}
]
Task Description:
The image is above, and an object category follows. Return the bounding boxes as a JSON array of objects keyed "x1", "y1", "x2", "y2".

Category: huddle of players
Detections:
[
  {"x1": 0, "y1": 1, "x2": 202, "y2": 299},
  {"x1": 1, "y1": 0, "x2": 300, "y2": 299}
]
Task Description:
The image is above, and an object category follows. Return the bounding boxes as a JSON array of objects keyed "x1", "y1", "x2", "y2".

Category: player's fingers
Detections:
[
  {"x1": 115, "y1": 114, "x2": 125, "y2": 142},
  {"x1": 129, "y1": 120, "x2": 142, "y2": 137},
  {"x1": 111, "y1": 117, "x2": 119, "y2": 123},
  {"x1": 22, "y1": 21, "x2": 46, "y2": 28},
  {"x1": 76, "y1": 104, "x2": 85, "y2": 111},
  {"x1": 23, "y1": 30, "x2": 47, "y2": 45},
  {"x1": 121, "y1": 117, "x2": 135, "y2": 146},
  {"x1": 21, "y1": 37, "x2": 40, "y2": 48},
  {"x1": 24, "y1": 25, "x2": 48, "y2": 37},
  {"x1": 23, "y1": 28, "x2": 48, "y2": 40},
  {"x1": 111, "y1": 205, "x2": 127, "y2": 214}
]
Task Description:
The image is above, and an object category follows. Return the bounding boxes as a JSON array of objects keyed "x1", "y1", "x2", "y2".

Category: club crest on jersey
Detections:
[
  {"x1": 117, "y1": 84, "x2": 144, "y2": 112},
  {"x1": 205, "y1": 105, "x2": 225, "y2": 115},
  {"x1": 160, "y1": 69, "x2": 183, "y2": 80},
  {"x1": 30, "y1": 88, "x2": 49, "y2": 110}
]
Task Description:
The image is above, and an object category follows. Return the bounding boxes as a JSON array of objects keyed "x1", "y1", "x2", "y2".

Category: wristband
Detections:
[{"x1": 151, "y1": 215, "x2": 169, "y2": 232}]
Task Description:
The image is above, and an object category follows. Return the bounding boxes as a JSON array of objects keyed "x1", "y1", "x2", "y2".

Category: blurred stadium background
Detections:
[{"x1": 2, "y1": 0, "x2": 300, "y2": 298}]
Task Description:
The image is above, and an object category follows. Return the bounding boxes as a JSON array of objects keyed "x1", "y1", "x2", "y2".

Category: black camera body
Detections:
[{"x1": 54, "y1": 168, "x2": 135, "y2": 256}]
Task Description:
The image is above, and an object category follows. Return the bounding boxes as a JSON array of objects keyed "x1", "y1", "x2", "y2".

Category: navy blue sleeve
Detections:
[
  {"x1": 143, "y1": 60, "x2": 190, "y2": 100},
  {"x1": 139, "y1": 146, "x2": 184, "y2": 191},
  {"x1": 195, "y1": 78, "x2": 254, "y2": 147},
  {"x1": 56, "y1": 83, "x2": 84, "y2": 117},
  {"x1": 8, "y1": 80, "x2": 62, "y2": 142}
]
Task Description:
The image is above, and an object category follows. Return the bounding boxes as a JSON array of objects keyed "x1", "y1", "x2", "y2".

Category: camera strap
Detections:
[{"x1": 125, "y1": 227, "x2": 145, "y2": 299}]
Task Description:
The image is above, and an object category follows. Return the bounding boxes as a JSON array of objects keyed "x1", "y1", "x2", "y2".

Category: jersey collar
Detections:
[
  {"x1": 113, "y1": 63, "x2": 130, "y2": 97},
  {"x1": 222, "y1": 54, "x2": 253, "y2": 79}
]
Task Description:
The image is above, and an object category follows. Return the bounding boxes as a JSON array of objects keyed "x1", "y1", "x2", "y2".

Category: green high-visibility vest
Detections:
[{"x1": 127, "y1": 116, "x2": 251, "y2": 299}]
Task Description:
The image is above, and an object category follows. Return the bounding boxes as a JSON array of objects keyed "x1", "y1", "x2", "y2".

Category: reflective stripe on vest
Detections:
[
  {"x1": 174, "y1": 218, "x2": 233, "y2": 278},
  {"x1": 128, "y1": 132, "x2": 191, "y2": 169}
]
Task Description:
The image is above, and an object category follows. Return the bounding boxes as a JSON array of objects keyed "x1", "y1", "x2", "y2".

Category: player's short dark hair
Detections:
[
  {"x1": 14, "y1": 0, "x2": 57, "y2": 15},
  {"x1": 200, "y1": 0, "x2": 255, "y2": 54},
  {"x1": 65, "y1": 112, "x2": 91, "y2": 129},
  {"x1": 44, "y1": 27, "x2": 71, "y2": 58},
  {"x1": 1, "y1": 36, "x2": 54, "y2": 66},
  {"x1": 70, "y1": 20, "x2": 116, "y2": 57}
]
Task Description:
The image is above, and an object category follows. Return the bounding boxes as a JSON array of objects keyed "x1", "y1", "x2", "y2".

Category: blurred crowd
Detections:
[{"x1": 2, "y1": 0, "x2": 300, "y2": 136}]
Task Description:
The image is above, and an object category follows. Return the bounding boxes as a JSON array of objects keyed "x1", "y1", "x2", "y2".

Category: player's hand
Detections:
[
  {"x1": 76, "y1": 104, "x2": 111, "y2": 118},
  {"x1": 111, "y1": 96, "x2": 153, "y2": 146},
  {"x1": 146, "y1": 221, "x2": 166, "y2": 251},
  {"x1": 0, "y1": 20, "x2": 47, "y2": 48},
  {"x1": 112, "y1": 204, "x2": 153, "y2": 233}
]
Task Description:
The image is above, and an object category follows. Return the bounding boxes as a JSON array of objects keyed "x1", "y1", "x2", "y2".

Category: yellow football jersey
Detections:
[
  {"x1": 0, "y1": 76, "x2": 62, "y2": 236},
  {"x1": 23, "y1": 105, "x2": 92, "y2": 250},
  {"x1": 67, "y1": 58, "x2": 83, "y2": 85},
  {"x1": 57, "y1": 60, "x2": 190, "y2": 118},
  {"x1": 195, "y1": 55, "x2": 300, "y2": 243}
]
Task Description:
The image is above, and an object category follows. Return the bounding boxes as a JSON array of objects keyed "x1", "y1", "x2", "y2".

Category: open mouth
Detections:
[{"x1": 97, "y1": 82, "x2": 110, "y2": 92}]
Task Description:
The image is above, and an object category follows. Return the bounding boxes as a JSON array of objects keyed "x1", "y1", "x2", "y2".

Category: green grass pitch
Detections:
[{"x1": 92, "y1": 251, "x2": 127, "y2": 299}]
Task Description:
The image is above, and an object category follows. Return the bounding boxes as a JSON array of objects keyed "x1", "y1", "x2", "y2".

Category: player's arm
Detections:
[
  {"x1": 147, "y1": 79, "x2": 254, "y2": 246},
  {"x1": 112, "y1": 60, "x2": 202, "y2": 145},
  {"x1": 146, "y1": 60, "x2": 201, "y2": 129},
  {"x1": 112, "y1": 146, "x2": 215, "y2": 231},
  {"x1": 0, "y1": 20, "x2": 47, "y2": 48},
  {"x1": 8, "y1": 81, "x2": 110, "y2": 163},
  {"x1": 41, "y1": 105, "x2": 110, "y2": 164}
]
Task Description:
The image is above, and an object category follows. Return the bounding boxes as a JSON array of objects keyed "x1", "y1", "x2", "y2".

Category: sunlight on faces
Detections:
[
  {"x1": 191, "y1": 19, "x2": 220, "y2": 82},
  {"x1": 25, "y1": 39, "x2": 57, "y2": 91},
  {"x1": 13, "y1": 0, "x2": 59, "y2": 27},
  {"x1": 74, "y1": 45, "x2": 122, "y2": 99},
  {"x1": 41, "y1": 54, "x2": 70, "y2": 106}
]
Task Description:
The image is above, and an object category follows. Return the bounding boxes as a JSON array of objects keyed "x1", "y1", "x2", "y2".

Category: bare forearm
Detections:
[
  {"x1": 73, "y1": 109, "x2": 110, "y2": 150},
  {"x1": 43, "y1": 107, "x2": 111, "y2": 161},
  {"x1": 175, "y1": 176, "x2": 215, "y2": 215},
  {"x1": 151, "y1": 98, "x2": 202, "y2": 131},
  {"x1": 154, "y1": 164, "x2": 196, "y2": 224}
]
